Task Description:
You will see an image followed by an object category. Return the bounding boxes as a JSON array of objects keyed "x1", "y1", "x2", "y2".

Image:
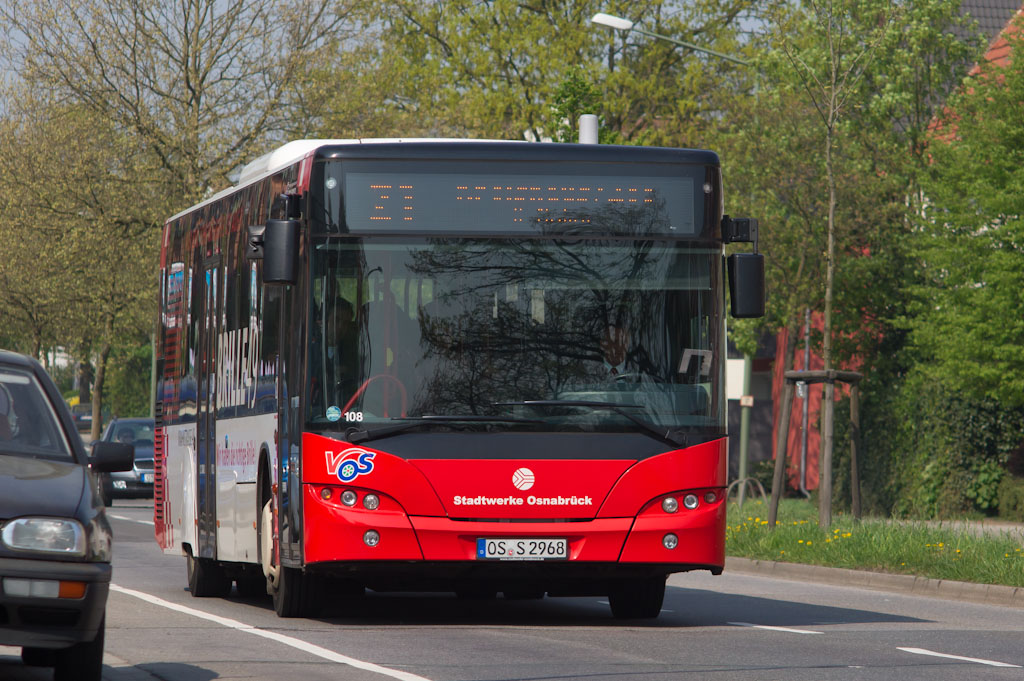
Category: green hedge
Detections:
[
  {"x1": 997, "y1": 477, "x2": 1024, "y2": 522},
  {"x1": 841, "y1": 369, "x2": 1024, "y2": 519}
]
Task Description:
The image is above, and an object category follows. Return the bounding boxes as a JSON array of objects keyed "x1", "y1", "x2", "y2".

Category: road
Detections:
[{"x1": 2, "y1": 499, "x2": 1021, "y2": 681}]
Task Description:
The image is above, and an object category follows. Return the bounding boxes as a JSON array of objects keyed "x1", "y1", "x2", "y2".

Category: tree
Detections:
[
  {"x1": 914, "y1": 18, "x2": 1024, "y2": 406},
  {"x1": 0, "y1": 92, "x2": 162, "y2": 439},
  {"x1": 715, "y1": 0, "x2": 981, "y2": 522},
  {"x1": 307, "y1": 0, "x2": 756, "y2": 144},
  {"x1": 0, "y1": 0, "x2": 360, "y2": 204}
]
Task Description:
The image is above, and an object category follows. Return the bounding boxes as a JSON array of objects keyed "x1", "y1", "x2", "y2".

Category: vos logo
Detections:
[{"x1": 325, "y1": 448, "x2": 376, "y2": 483}]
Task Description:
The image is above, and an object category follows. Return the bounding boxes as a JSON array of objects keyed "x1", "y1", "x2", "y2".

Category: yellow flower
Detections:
[
  {"x1": 806, "y1": 541, "x2": 812, "y2": 546},
  {"x1": 798, "y1": 540, "x2": 804, "y2": 544}
]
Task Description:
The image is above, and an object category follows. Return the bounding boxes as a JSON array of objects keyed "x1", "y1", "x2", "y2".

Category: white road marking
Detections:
[
  {"x1": 109, "y1": 514, "x2": 155, "y2": 526},
  {"x1": 897, "y1": 647, "x2": 1021, "y2": 668},
  {"x1": 110, "y1": 584, "x2": 434, "y2": 681},
  {"x1": 728, "y1": 621, "x2": 823, "y2": 635}
]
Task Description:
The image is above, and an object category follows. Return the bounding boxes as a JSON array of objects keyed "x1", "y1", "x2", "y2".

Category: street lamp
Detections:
[{"x1": 590, "y1": 12, "x2": 750, "y2": 67}]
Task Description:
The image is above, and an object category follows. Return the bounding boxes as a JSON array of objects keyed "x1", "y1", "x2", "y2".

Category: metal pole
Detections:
[
  {"x1": 629, "y1": 26, "x2": 751, "y2": 66},
  {"x1": 799, "y1": 308, "x2": 810, "y2": 497},
  {"x1": 737, "y1": 353, "x2": 753, "y2": 507}
]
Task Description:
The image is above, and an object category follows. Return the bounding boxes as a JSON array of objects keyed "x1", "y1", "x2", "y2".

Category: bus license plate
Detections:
[{"x1": 477, "y1": 538, "x2": 568, "y2": 560}]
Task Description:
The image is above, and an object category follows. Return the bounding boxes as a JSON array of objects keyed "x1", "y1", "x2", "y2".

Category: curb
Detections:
[{"x1": 724, "y1": 556, "x2": 1024, "y2": 609}]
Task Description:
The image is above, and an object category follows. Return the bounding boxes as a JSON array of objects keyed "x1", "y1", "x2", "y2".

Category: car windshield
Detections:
[
  {"x1": 107, "y1": 420, "x2": 156, "y2": 448},
  {"x1": 0, "y1": 367, "x2": 73, "y2": 459},
  {"x1": 306, "y1": 238, "x2": 724, "y2": 437}
]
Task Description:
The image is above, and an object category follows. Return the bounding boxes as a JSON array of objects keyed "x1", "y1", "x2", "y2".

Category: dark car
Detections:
[
  {"x1": 0, "y1": 350, "x2": 133, "y2": 681},
  {"x1": 95, "y1": 417, "x2": 156, "y2": 505},
  {"x1": 69, "y1": 402, "x2": 93, "y2": 433}
]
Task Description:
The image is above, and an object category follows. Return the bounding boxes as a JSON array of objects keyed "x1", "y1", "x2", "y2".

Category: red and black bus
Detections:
[{"x1": 155, "y1": 138, "x2": 763, "y2": 619}]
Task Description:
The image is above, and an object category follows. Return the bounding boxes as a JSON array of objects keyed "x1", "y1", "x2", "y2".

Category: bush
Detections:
[
  {"x1": 856, "y1": 369, "x2": 1024, "y2": 519},
  {"x1": 997, "y1": 477, "x2": 1024, "y2": 522}
]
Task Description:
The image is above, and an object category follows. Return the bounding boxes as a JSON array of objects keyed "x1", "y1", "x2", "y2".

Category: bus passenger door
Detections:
[{"x1": 196, "y1": 260, "x2": 220, "y2": 560}]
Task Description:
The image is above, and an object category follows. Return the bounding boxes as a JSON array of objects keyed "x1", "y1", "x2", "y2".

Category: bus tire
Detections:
[
  {"x1": 608, "y1": 576, "x2": 666, "y2": 620},
  {"x1": 186, "y1": 548, "x2": 231, "y2": 597},
  {"x1": 273, "y1": 566, "x2": 321, "y2": 618}
]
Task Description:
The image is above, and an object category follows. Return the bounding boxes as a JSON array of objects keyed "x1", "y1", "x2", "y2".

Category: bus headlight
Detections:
[
  {"x1": 363, "y1": 494, "x2": 380, "y2": 510},
  {"x1": 682, "y1": 494, "x2": 699, "y2": 510},
  {"x1": 340, "y1": 490, "x2": 358, "y2": 507},
  {"x1": 663, "y1": 533, "x2": 679, "y2": 550},
  {"x1": 661, "y1": 497, "x2": 679, "y2": 513},
  {"x1": 363, "y1": 530, "x2": 380, "y2": 547}
]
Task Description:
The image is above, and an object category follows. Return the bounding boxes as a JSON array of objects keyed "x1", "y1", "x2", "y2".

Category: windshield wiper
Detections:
[
  {"x1": 495, "y1": 400, "x2": 688, "y2": 447},
  {"x1": 343, "y1": 415, "x2": 544, "y2": 444}
]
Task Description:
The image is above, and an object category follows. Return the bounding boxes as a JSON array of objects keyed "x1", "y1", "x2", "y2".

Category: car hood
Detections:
[{"x1": 0, "y1": 454, "x2": 86, "y2": 519}]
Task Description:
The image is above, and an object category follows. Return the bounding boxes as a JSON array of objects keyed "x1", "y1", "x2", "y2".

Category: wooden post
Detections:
[
  {"x1": 850, "y1": 383, "x2": 862, "y2": 519},
  {"x1": 768, "y1": 380, "x2": 794, "y2": 530}
]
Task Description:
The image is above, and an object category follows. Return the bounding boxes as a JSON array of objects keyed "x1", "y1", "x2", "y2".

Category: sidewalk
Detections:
[{"x1": 726, "y1": 516, "x2": 1024, "y2": 609}]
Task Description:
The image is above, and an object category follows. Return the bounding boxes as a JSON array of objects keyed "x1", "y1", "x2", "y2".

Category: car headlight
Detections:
[{"x1": 1, "y1": 518, "x2": 86, "y2": 556}]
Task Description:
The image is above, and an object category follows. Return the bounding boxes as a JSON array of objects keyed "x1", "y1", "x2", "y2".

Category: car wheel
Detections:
[
  {"x1": 608, "y1": 576, "x2": 666, "y2": 619},
  {"x1": 20, "y1": 646, "x2": 55, "y2": 666},
  {"x1": 54, "y1": 615, "x2": 104, "y2": 681},
  {"x1": 186, "y1": 548, "x2": 231, "y2": 597}
]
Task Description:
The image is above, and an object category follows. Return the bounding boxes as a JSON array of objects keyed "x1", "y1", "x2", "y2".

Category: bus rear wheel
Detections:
[{"x1": 608, "y1": 576, "x2": 666, "y2": 620}]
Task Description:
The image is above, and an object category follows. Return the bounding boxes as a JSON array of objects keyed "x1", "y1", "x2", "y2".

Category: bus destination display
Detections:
[{"x1": 342, "y1": 171, "x2": 697, "y2": 235}]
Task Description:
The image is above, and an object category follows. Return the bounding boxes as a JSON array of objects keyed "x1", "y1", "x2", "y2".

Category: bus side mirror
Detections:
[
  {"x1": 728, "y1": 252, "x2": 765, "y2": 318},
  {"x1": 262, "y1": 219, "x2": 300, "y2": 285}
]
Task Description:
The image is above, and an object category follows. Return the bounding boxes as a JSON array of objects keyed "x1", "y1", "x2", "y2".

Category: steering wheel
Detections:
[{"x1": 341, "y1": 374, "x2": 408, "y2": 418}]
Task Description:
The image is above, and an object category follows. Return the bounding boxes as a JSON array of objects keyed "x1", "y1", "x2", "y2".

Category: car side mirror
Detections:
[{"x1": 90, "y1": 441, "x2": 135, "y2": 472}]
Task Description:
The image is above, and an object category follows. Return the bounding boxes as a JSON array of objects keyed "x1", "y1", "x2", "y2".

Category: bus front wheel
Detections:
[
  {"x1": 608, "y1": 576, "x2": 666, "y2": 620},
  {"x1": 260, "y1": 499, "x2": 320, "y2": 617},
  {"x1": 272, "y1": 566, "x2": 321, "y2": 618}
]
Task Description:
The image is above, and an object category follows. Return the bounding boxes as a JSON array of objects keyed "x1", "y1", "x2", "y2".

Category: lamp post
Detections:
[{"x1": 590, "y1": 12, "x2": 750, "y2": 66}]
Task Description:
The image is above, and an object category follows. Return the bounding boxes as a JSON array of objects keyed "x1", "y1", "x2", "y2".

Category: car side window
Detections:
[{"x1": 0, "y1": 369, "x2": 72, "y2": 459}]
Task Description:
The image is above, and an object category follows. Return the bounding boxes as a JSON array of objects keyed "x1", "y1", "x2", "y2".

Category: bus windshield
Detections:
[{"x1": 306, "y1": 238, "x2": 724, "y2": 438}]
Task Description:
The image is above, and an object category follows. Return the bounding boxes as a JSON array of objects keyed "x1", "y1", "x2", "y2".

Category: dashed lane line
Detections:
[
  {"x1": 728, "y1": 621, "x2": 823, "y2": 635},
  {"x1": 897, "y1": 647, "x2": 1021, "y2": 668}
]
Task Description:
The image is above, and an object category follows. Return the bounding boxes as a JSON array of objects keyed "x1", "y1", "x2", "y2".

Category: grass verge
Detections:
[{"x1": 726, "y1": 499, "x2": 1024, "y2": 588}]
